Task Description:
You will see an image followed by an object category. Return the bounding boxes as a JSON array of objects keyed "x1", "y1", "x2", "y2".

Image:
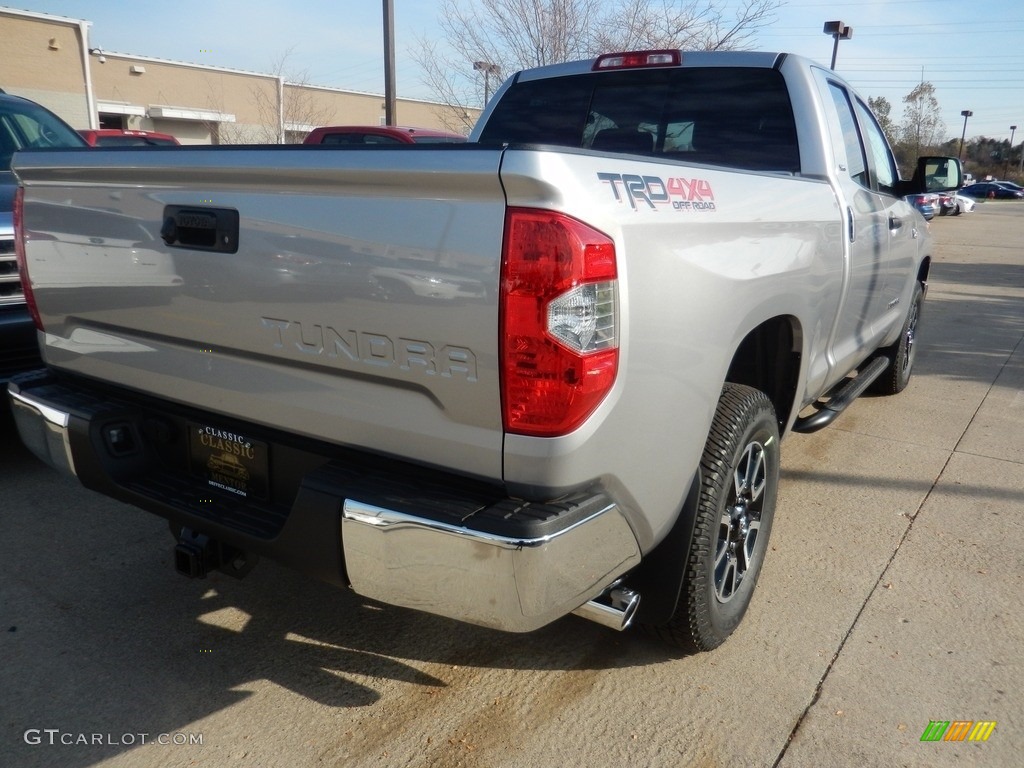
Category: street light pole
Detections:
[
  {"x1": 823, "y1": 21, "x2": 853, "y2": 70},
  {"x1": 473, "y1": 61, "x2": 501, "y2": 106},
  {"x1": 958, "y1": 110, "x2": 973, "y2": 160}
]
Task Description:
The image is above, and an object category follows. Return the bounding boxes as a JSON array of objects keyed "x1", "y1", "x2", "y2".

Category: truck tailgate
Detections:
[{"x1": 15, "y1": 146, "x2": 507, "y2": 479}]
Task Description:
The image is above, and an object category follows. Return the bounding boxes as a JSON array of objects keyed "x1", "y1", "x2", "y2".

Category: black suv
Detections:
[{"x1": 0, "y1": 91, "x2": 86, "y2": 383}]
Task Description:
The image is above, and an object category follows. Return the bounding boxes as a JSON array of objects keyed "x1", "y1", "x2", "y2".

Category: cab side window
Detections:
[
  {"x1": 827, "y1": 83, "x2": 869, "y2": 188},
  {"x1": 853, "y1": 98, "x2": 898, "y2": 195}
]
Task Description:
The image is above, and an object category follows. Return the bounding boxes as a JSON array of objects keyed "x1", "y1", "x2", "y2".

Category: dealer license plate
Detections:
[{"x1": 188, "y1": 423, "x2": 269, "y2": 500}]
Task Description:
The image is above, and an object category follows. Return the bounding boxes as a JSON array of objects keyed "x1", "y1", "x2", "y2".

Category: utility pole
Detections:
[
  {"x1": 1008, "y1": 125, "x2": 1017, "y2": 178},
  {"x1": 1018, "y1": 122, "x2": 1024, "y2": 173},
  {"x1": 383, "y1": 0, "x2": 396, "y2": 126}
]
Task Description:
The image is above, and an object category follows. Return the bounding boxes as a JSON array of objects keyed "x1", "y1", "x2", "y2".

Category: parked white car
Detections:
[{"x1": 952, "y1": 193, "x2": 976, "y2": 215}]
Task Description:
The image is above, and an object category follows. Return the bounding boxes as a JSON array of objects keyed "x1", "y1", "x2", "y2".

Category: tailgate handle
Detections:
[{"x1": 161, "y1": 206, "x2": 239, "y2": 253}]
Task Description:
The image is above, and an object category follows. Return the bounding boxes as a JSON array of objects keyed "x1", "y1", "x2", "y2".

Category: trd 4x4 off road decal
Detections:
[{"x1": 598, "y1": 172, "x2": 716, "y2": 212}]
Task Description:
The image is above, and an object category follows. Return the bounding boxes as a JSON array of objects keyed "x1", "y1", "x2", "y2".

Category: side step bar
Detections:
[{"x1": 792, "y1": 356, "x2": 890, "y2": 434}]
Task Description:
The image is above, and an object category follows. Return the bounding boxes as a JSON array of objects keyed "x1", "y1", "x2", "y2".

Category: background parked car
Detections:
[
  {"x1": 992, "y1": 180, "x2": 1024, "y2": 193},
  {"x1": 0, "y1": 90, "x2": 88, "y2": 384},
  {"x1": 937, "y1": 191, "x2": 957, "y2": 215},
  {"x1": 78, "y1": 129, "x2": 180, "y2": 146},
  {"x1": 905, "y1": 192, "x2": 938, "y2": 220},
  {"x1": 951, "y1": 193, "x2": 976, "y2": 215},
  {"x1": 303, "y1": 125, "x2": 467, "y2": 145},
  {"x1": 960, "y1": 182, "x2": 1024, "y2": 200}
]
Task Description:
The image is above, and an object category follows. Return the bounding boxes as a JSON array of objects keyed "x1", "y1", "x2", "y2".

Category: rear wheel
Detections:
[
  {"x1": 869, "y1": 281, "x2": 924, "y2": 395},
  {"x1": 652, "y1": 384, "x2": 780, "y2": 652}
]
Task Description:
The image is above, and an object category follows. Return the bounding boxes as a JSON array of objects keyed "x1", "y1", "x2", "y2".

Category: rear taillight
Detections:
[
  {"x1": 500, "y1": 208, "x2": 618, "y2": 437},
  {"x1": 13, "y1": 187, "x2": 44, "y2": 331}
]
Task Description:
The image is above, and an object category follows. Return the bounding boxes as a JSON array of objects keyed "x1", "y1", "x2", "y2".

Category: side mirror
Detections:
[{"x1": 915, "y1": 156, "x2": 963, "y2": 193}]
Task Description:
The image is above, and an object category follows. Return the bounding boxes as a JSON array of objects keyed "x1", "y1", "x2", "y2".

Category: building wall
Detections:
[
  {"x1": 1, "y1": 8, "x2": 476, "y2": 144},
  {"x1": 288, "y1": 86, "x2": 470, "y2": 135},
  {"x1": 91, "y1": 54, "x2": 277, "y2": 143},
  {"x1": 1, "y1": 12, "x2": 92, "y2": 127},
  {"x1": 92, "y1": 57, "x2": 276, "y2": 125}
]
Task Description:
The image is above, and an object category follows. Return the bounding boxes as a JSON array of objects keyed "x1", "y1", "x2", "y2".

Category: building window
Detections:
[{"x1": 98, "y1": 113, "x2": 126, "y2": 130}]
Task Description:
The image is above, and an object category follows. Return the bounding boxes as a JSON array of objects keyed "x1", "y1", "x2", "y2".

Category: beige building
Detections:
[{"x1": 1, "y1": 6, "x2": 474, "y2": 144}]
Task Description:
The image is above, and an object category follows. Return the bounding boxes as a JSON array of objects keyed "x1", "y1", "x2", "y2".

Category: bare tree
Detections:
[
  {"x1": 595, "y1": 0, "x2": 781, "y2": 51},
  {"x1": 868, "y1": 96, "x2": 897, "y2": 148},
  {"x1": 249, "y1": 49, "x2": 339, "y2": 143},
  {"x1": 413, "y1": 0, "x2": 783, "y2": 131},
  {"x1": 899, "y1": 81, "x2": 946, "y2": 158},
  {"x1": 206, "y1": 48, "x2": 337, "y2": 144}
]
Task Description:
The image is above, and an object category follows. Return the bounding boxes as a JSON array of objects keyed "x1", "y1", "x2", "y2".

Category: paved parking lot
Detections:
[{"x1": 1, "y1": 204, "x2": 1022, "y2": 767}]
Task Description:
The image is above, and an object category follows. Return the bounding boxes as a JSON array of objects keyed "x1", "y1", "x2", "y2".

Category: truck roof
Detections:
[{"x1": 514, "y1": 50, "x2": 792, "y2": 83}]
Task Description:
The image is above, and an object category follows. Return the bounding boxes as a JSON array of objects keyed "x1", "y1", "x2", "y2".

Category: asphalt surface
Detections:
[{"x1": 1, "y1": 202, "x2": 1021, "y2": 768}]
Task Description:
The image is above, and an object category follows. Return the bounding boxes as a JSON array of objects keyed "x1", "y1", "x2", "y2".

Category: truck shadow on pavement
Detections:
[
  {"x1": 913, "y1": 260, "x2": 1024, "y2": 382},
  {"x1": 1, "y1": 413, "x2": 672, "y2": 768}
]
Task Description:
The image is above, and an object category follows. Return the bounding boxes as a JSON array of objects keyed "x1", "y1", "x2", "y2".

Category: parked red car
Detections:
[
  {"x1": 78, "y1": 129, "x2": 180, "y2": 147},
  {"x1": 302, "y1": 125, "x2": 466, "y2": 145}
]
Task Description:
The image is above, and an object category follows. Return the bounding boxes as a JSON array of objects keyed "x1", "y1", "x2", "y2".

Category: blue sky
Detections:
[{"x1": 6, "y1": 0, "x2": 1023, "y2": 142}]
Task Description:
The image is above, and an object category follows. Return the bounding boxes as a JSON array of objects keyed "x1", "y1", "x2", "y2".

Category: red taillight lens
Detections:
[
  {"x1": 13, "y1": 187, "x2": 44, "y2": 331},
  {"x1": 500, "y1": 208, "x2": 618, "y2": 437}
]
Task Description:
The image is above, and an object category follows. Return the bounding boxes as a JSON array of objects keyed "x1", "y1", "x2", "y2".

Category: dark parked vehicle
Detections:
[
  {"x1": 992, "y1": 180, "x2": 1024, "y2": 193},
  {"x1": 0, "y1": 91, "x2": 87, "y2": 383},
  {"x1": 960, "y1": 182, "x2": 1024, "y2": 200}
]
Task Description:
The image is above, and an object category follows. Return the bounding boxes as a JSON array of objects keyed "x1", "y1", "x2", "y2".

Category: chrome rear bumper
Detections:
[
  {"x1": 342, "y1": 498, "x2": 641, "y2": 633},
  {"x1": 8, "y1": 382, "x2": 76, "y2": 475},
  {"x1": 9, "y1": 375, "x2": 644, "y2": 634}
]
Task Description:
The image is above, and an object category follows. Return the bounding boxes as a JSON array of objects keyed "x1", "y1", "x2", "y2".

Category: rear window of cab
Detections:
[{"x1": 478, "y1": 67, "x2": 799, "y2": 174}]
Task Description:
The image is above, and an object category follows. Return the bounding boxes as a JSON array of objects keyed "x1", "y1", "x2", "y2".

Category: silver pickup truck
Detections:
[{"x1": 9, "y1": 51, "x2": 961, "y2": 651}]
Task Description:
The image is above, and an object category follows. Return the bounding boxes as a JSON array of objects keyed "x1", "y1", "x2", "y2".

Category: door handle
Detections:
[
  {"x1": 847, "y1": 206, "x2": 855, "y2": 242},
  {"x1": 889, "y1": 214, "x2": 902, "y2": 231}
]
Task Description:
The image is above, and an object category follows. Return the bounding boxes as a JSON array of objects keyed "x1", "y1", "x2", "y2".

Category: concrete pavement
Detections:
[{"x1": 775, "y1": 202, "x2": 1024, "y2": 766}]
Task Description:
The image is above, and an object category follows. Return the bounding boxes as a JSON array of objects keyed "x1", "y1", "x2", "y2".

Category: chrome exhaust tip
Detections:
[{"x1": 572, "y1": 585, "x2": 640, "y2": 631}]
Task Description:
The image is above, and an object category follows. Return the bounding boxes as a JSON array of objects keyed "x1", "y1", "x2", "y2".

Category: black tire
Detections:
[
  {"x1": 653, "y1": 384, "x2": 780, "y2": 652},
  {"x1": 868, "y1": 281, "x2": 924, "y2": 396}
]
